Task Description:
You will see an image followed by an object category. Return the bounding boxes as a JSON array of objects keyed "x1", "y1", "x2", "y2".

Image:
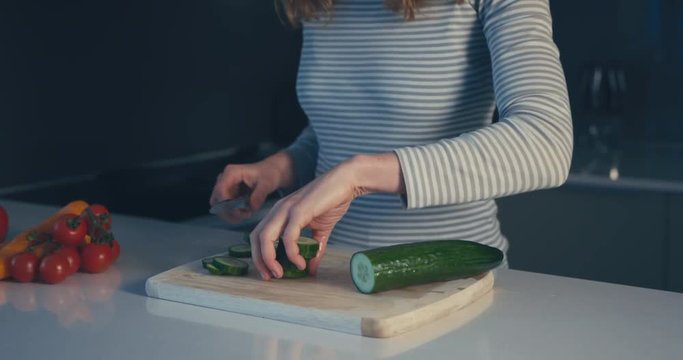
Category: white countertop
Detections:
[{"x1": 1, "y1": 200, "x2": 682, "y2": 360}]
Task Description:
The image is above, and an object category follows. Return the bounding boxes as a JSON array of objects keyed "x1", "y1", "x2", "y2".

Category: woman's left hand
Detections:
[{"x1": 250, "y1": 153, "x2": 404, "y2": 280}]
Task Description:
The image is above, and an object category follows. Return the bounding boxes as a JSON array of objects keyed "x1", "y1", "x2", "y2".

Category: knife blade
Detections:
[{"x1": 209, "y1": 196, "x2": 251, "y2": 215}]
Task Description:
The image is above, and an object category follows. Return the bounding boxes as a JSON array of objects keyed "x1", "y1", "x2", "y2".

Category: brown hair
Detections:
[{"x1": 277, "y1": 0, "x2": 462, "y2": 26}]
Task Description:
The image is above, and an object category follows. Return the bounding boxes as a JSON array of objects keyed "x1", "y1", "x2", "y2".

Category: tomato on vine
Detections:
[
  {"x1": 39, "y1": 254, "x2": 70, "y2": 284},
  {"x1": 52, "y1": 215, "x2": 87, "y2": 247},
  {"x1": 86, "y1": 204, "x2": 112, "y2": 231},
  {"x1": 54, "y1": 247, "x2": 81, "y2": 275},
  {"x1": 80, "y1": 244, "x2": 113, "y2": 273},
  {"x1": 9, "y1": 252, "x2": 39, "y2": 283},
  {"x1": 110, "y1": 239, "x2": 121, "y2": 262}
]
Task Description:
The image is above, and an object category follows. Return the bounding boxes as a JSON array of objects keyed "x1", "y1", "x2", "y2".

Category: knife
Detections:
[{"x1": 209, "y1": 196, "x2": 251, "y2": 216}]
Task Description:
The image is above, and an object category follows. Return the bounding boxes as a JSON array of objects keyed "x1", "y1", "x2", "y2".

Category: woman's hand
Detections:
[
  {"x1": 210, "y1": 152, "x2": 295, "y2": 224},
  {"x1": 251, "y1": 153, "x2": 404, "y2": 280}
]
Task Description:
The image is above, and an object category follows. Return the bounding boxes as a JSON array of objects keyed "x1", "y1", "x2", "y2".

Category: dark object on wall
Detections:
[
  {"x1": 578, "y1": 62, "x2": 628, "y2": 151},
  {"x1": 580, "y1": 62, "x2": 628, "y2": 115}
]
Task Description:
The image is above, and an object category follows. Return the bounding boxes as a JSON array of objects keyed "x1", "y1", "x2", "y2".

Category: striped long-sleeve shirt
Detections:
[{"x1": 285, "y1": 0, "x2": 573, "y2": 254}]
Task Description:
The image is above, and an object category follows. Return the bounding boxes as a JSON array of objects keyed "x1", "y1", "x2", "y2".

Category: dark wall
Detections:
[{"x1": 0, "y1": 0, "x2": 307, "y2": 188}]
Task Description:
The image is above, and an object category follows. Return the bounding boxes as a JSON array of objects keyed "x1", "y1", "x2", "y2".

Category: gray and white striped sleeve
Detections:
[
  {"x1": 284, "y1": 125, "x2": 319, "y2": 190},
  {"x1": 394, "y1": 0, "x2": 573, "y2": 209}
]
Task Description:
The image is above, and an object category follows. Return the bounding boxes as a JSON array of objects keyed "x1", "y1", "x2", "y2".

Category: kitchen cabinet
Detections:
[
  {"x1": 497, "y1": 185, "x2": 668, "y2": 290},
  {"x1": 669, "y1": 195, "x2": 683, "y2": 292}
]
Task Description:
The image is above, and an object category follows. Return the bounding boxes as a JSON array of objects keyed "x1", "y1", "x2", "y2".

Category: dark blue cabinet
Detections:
[
  {"x1": 497, "y1": 185, "x2": 669, "y2": 290},
  {"x1": 669, "y1": 195, "x2": 683, "y2": 292}
]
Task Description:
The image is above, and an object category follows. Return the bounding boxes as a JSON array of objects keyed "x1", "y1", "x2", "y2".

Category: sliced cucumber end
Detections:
[
  {"x1": 350, "y1": 253, "x2": 375, "y2": 294},
  {"x1": 205, "y1": 263, "x2": 223, "y2": 275},
  {"x1": 201, "y1": 257, "x2": 216, "y2": 268},
  {"x1": 228, "y1": 244, "x2": 252, "y2": 258},
  {"x1": 282, "y1": 268, "x2": 308, "y2": 278},
  {"x1": 297, "y1": 236, "x2": 320, "y2": 260},
  {"x1": 212, "y1": 256, "x2": 249, "y2": 276}
]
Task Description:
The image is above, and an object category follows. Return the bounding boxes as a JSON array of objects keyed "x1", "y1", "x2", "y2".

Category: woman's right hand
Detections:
[{"x1": 209, "y1": 152, "x2": 295, "y2": 224}]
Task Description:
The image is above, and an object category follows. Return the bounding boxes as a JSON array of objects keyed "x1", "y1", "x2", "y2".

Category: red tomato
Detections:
[
  {"x1": 88, "y1": 204, "x2": 112, "y2": 231},
  {"x1": 0, "y1": 205, "x2": 8, "y2": 242},
  {"x1": 80, "y1": 244, "x2": 113, "y2": 273},
  {"x1": 54, "y1": 247, "x2": 81, "y2": 275},
  {"x1": 9, "y1": 252, "x2": 39, "y2": 283},
  {"x1": 111, "y1": 239, "x2": 121, "y2": 262},
  {"x1": 39, "y1": 254, "x2": 70, "y2": 284},
  {"x1": 52, "y1": 215, "x2": 87, "y2": 247}
]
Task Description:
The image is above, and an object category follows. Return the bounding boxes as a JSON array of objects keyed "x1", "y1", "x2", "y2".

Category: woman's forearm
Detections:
[
  {"x1": 259, "y1": 151, "x2": 297, "y2": 190},
  {"x1": 347, "y1": 152, "x2": 406, "y2": 195},
  {"x1": 262, "y1": 149, "x2": 406, "y2": 197}
]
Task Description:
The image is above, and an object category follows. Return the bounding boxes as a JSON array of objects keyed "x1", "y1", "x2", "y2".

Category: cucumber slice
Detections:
[
  {"x1": 283, "y1": 267, "x2": 309, "y2": 278},
  {"x1": 297, "y1": 237, "x2": 319, "y2": 260},
  {"x1": 204, "y1": 263, "x2": 223, "y2": 275},
  {"x1": 350, "y1": 253, "x2": 375, "y2": 294},
  {"x1": 275, "y1": 239, "x2": 307, "y2": 279},
  {"x1": 228, "y1": 244, "x2": 252, "y2": 258},
  {"x1": 201, "y1": 257, "x2": 216, "y2": 269},
  {"x1": 350, "y1": 240, "x2": 504, "y2": 294},
  {"x1": 212, "y1": 256, "x2": 249, "y2": 276}
]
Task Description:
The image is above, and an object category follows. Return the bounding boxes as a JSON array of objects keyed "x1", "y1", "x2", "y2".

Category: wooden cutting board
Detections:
[{"x1": 145, "y1": 248, "x2": 494, "y2": 338}]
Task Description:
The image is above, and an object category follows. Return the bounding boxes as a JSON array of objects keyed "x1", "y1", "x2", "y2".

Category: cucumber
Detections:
[
  {"x1": 212, "y1": 256, "x2": 249, "y2": 276},
  {"x1": 296, "y1": 236, "x2": 319, "y2": 260},
  {"x1": 275, "y1": 239, "x2": 307, "y2": 279},
  {"x1": 350, "y1": 240, "x2": 503, "y2": 294},
  {"x1": 201, "y1": 257, "x2": 216, "y2": 269},
  {"x1": 283, "y1": 268, "x2": 308, "y2": 278},
  {"x1": 271, "y1": 237, "x2": 319, "y2": 277},
  {"x1": 204, "y1": 263, "x2": 223, "y2": 275},
  {"x1": 228, "y1": 244, "x2": 252, "y2": 258}
]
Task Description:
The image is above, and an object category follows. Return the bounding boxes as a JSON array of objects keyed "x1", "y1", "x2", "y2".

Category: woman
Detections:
[{"x1": 210, "y1": 0, "x2": 573, "y2": 281}]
